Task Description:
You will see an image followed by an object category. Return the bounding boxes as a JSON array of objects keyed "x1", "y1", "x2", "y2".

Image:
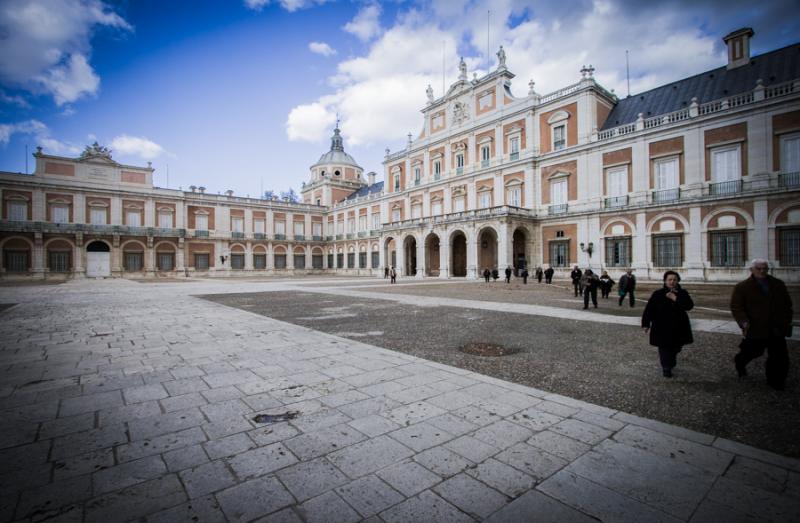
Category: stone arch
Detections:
[
  {"x1": 253, "y1": 244, "x2": 267, "y2": 254},
  {"x1": 424, "y1": 232, "x2": 440, "y2": 277},
  {"x1": 121, "y1": 240, "x2": 145, "y2": 272},
  {"x1": 477, "y1": 225, "x2": 498, "y2": 271},
  {"x1": 646, "y1": 212, "x2": 690, "y2": 234},
  {"x1": 229, "y1": 243, "x2": 246, "y2": 253},
  {"x1": 154, "y1": 241, "x2": 177, "y2": 271},
  {"x1": 86, "y1": 240, "x2": 111, "y2": 252},
  {"x1": 701, "y1": 206, "x2": 754, "y2": 230},
  {"x1": 449, "y1": 228, "x2": 468, "y2": 277},
  {"x1": 1, "y1": 236, "x2": 33, "y2": 273},
  {"x1": 120, "y1": 239, "x2": 146, "y2": 251},
  {"x1": 403, "y1": 235, "x2": 417, "y2": 276},
  {"x1": 512, "y1": 226, "x2": 528, "y2": 274},
  {"x1": 602, "y1": 217, "x2": 636, "y2": 237},
  {"x1": 384, "y1": 236, "x2": 397, "y2": 269},
  {"x1": 154, "y1": 241, "x2": 177, "y2": 252},
  {"x1": 45, "y1": 238, "x2": 74, "y2": 273},
  {"x1": 769, "y1": 202, "x2": 800, "y2": 226},
  {"x1": 311, "y1": 246, "x2": 323, "y2": 255}
]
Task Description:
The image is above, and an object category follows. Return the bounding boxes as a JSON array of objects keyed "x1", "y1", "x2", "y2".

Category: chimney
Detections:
[
  {"x1": 189, "y1": 185, "x2": 197, "y2": 193},
  {"x1": 367, "y1": 171, "x2": 376, "y2": 185},
  {"x1": 723, "y1": 28, "x2": 754, "y2": 70},
  {"x1": 198, "y1": 186, "x2": 206, "y2": 194}
]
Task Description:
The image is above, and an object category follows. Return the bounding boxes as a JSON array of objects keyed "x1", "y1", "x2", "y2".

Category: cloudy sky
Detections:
[{"x1": 1, "y1": 0, "x2": 798, "y2": 196}]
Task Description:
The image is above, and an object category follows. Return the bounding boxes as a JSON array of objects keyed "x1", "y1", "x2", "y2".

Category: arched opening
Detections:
[
  {"x1": 404, "y1": 236, "x2": 417, "y2": 276},
  {"x1": 86, "y1": 240, "x2": 111, "y2": 277},
  {"x1": 294, "y1": 246, "x2": 306, "y2": 269},
  {"x1": 253, "y1": 246, "x2": 267, "y2": 270},
  {"x1": 122, "y1": 241, "x2": 145, "y2": 272},
  {"x1": 513, "y1": 228, "x2": 527, "y2": 275},
  {"x1": 311, "y1": 247, "x2": 324, "y2": 269},
  {"x1": 2, "y1": 238, "x2": 32, "y2": 273},
  {"x1": 425, "y1": 233, "x2": 440, "y2": 276},
  {"x1": 156, "y1": 244, "x2": 176, "y2": 271},
  {"x1": 230, "y1": 245, "x2": 245, "y2": 270},
  {"x1": 478, "y1": 228, "x2": 498, "y2": 273},
  {"x1": 451, "y1": 231, "x2": 467, "y2": 277},
  {"x1": 384, "y1": 237, "x2": 396, "y2": 270},
  {"x1": 46, "y1": 239, "x2": 72, "y2": 273}
]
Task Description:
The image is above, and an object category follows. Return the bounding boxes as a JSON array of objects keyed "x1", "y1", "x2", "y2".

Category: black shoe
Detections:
[
  {"x1": 734, "y1": 356, "x2": 747, "y2": 378},
  {"x1": 662, "y1": 368, "x2": 673, "y2": 378},
  {"x1": 582, "y1": 306, "x2": 588, "y2": 310}
]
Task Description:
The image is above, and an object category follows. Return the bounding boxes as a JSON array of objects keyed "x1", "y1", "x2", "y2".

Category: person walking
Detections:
[
  {"x1": 384, "y1": 266, "x2": 389, "y2": 279},
  {"x1": 570, "y1": 266, "x2": 583, "y2": 296},
  {"x1": 389, "y1": 266, "x2": 397, "y2": 284},
  {"x1": 521, "y1": 268, "x2": 529, "y2": 284},
  {"x1": 483, "y1": 268, "x2": 491, "y2": 282},
  {"x1": 505, "y1": 266, "x2": 512, "y2": 283},
  {"x1": 492, "y1": 268, "x2": 499, "y2": 282},
  {"x1": 536, "y1": 266, "x2": 544, "y2": 284},
  {"x1": 618, "y1": 269, "x2": 636, "y2": 307},
  {"x1": 641, "y1": 271, "x2": 694, "y2": 378},
  {"x1": 730, "y1": 259, "x2": 794, "y2": 390},
  {"x1": 600, "y1": 270, "x2": 615, "y2": 299},
  {"x1": 581, "y1": 270, "x2": 600, "y2": 309},
  {"x1": 544, "y1": 266, "x2": 554, "y2": 284}
]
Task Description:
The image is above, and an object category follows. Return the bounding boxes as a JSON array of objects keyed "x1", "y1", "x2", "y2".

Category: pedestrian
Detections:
[
  {"x1": 389, "y1": 266, "x2": 397, "y2": 284},
  {"x1": 641, "y1": 270, "x2": 694, "y2": 378},
  {"x1": 600, "y1": 270, "x2": 615, "y2": 299},
  {"x1": 544, "y1": 266, "x2": 554, "y2": 284},
  {"x1": 384, "y1": 266, "x2": 389, "y2": 279},
  {"x1": 536, "y1": 266, "x2": 543, "y2": 283},
  {"x1": 618, "y1": 269, "x2": 636, "y2": 307},
  {"x1": 571, "y1": 265, "x2": 583, "y2": 296},
  {"x1": 581, "y1": 269, "x2": 600, "y2": 309},
  {"x1": 522, "y1": 268, "x2": 529, "y2": 284},
  {"x1": 492, "y1": 268, "x2": 499, "y2": 282},
  {"x1": 730, "y1": 259, "x2": 794, "y2": 390},
  {"x1": 483, "y1": 268, "x2": 491, "y2": 282},
  {"x1": 505, "y1": 266, "x2": 512, "y2": 283}
]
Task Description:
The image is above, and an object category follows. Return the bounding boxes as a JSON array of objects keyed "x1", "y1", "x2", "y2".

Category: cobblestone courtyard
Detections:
[{"x1": 1, "y1": 277, "x2": 798, "y2": 522}]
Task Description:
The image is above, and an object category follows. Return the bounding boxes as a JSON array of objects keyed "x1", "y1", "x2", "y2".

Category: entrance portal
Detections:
[
  {"x1": 404, "y1": 236, "x2": 417, "y2": 276},
  {"x1": 86, "y1": 241, "x2": 111, "y2": 277},
  {"x1": 513, "y1": 228, "x2": 527, "y2": 275},
  {"x1": 425, "y1": 234, "x2": 440, "y2": 276},
  {"x1": 478, "y1": 228, "x2": 497, "y2": 272},
  {"x1": 451, "y1": 232, "x2": 467, "y2": 277}
]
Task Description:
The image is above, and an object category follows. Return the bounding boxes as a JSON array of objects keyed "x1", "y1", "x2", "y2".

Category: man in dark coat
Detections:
[
  {"x1": 483, "y1": 268, "x2": 491, "y2": 282},
  {"x1": 521, "y1": 268, "x2": 529, "y2": 284},
  {"x1": 544, "y1": 267, "x2": 554, "y2": 284},
  {"x1": 570, "y1": 266, "x2": 583, "y2": 296},
  {"x1": 730, "y1": 259, "x2": 794, "y2": 390},
  {"x1": 642, "y1": 271, "x2": 694, "y2": 377},
  {"x1": 581, "y1": 270, "x2": 600, "y2": 309},
  {"x1": 505, "y1": 266, "x2": 512, "y2": 283},
  {"x1": 536, "y1": 267, "x2": 543, "y2": 283},
  {"x1": 492, "y1": 268, "x2": 499, "y2": 281},
  {"x1": 618, "y1": 269, "x2": 636, "y2": 307}
]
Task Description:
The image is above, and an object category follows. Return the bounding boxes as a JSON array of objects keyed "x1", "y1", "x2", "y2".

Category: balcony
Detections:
[
  {"x1": 312, "y1": 235, "x2": 323, "y2": 241},
  {"x1": 779, "y1": 171, "x2": 800, "y2": 188},
  {"x1": 604, "y1": 196, "x2": 629, "y2": 209},
  {"x1": 0, "y1": 221, "x2": 185, "y2": 237},
  {"x1": 456, "y1": 167, "x2": 464, "y2": 175},
  {"x1": 548, "y1": 204, "x2": 568, "y2": 215},
  {"x1": 194, "y1": 230, "x2": 209, "y2": 238},
  {"x1": 254, "y1": 233, "x2": 266, "y2": 240},
  {"x1": 709, "y1": 179, "x2": 743, "y2": 196},
  {"x1": 481, "y1": 159, "x2": 490, "y2": 168},
  {"x1": 434, "y1": 173, "x2": 441, "y2": 181},
  {"x1": 274, "y1": 233, "x2": 286, "y2": 240},
  {"x1": 294, "y1": 234, "x2": 305, "y2": 241},
  {"x1": 510, "y1": 152, "x2": 519, "y2": 161},
  {"x1": 651, "y1": 188, "x2": 680, "y2": 203},
  {"x1": 231, "y1": 232, "x2": 245, "y2": 239},
  {"x1": 414, "y1": 179, "x2": 421, "y2": 186},
  {"x1": 335, "y1": 234, "x2": 344, "y2": 240},
  {"x1": 346, "y1": 233, "x2": 354, "y2": 240}
]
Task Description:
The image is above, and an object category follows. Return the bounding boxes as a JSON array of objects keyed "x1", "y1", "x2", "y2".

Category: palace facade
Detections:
[{"x1": 1, "y1": 28, "x2": 799, "y2": 281}]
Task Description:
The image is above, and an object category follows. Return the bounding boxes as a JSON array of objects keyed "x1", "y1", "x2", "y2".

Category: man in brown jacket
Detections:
[{"x1": 730, "y1": 259, "x2": 794, "y2": 390}]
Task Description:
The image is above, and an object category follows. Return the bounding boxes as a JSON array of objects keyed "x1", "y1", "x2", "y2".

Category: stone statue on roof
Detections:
[
  {"x1": 497, "y1": 46, "x2": 506, "y2": 68},
  {"x1": 80, "y1": 142, "x2": 112, "y2": 160},
  {"x1": 458, "y1": 57, "x2": 467, "y2": 81},
  {"x1": 426, "y1": 84, "x2": 434, "y2": 103}
]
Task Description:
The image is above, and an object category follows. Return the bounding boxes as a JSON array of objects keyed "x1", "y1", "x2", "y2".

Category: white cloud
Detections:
[
  {"x1": 244, "y1": 0, "x2": 328, "y2": 12},
  {"x1": 286, "y1": 102, "x2": 336, "y2": 142},
  {"x1": 0, "y1": 119, "x2": 80, "y2": 155},
  {"x1": 0, "y1": 91, "x2": 30, "y2": 109},
  {"x1": 110, "y1": 135, "x2": 165, "y2": 160},
  {"x1": 309, "y1": 41, "x2": 337, "y2": 57},
  {"x1": 0, "y1": 0, "x2": 132, "y2": 105},
  {"x1": 343, "y1": 4, "x2": 382, "y2": 42}
]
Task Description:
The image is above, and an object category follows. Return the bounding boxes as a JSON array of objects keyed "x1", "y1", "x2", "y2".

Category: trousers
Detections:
[
  {"x1": 735, "y1": 336, "x2": 789, "y2": 389},
  {"x1": 658, "y1": 346, "x2": 683, "y2": 369}
]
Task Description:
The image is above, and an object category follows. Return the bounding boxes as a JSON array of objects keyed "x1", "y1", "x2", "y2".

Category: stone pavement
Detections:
[{"x1": 1, "y1": 277, "x2": 798, "y2": 522}]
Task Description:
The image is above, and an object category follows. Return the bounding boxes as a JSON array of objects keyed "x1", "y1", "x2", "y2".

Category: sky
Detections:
[{"x1": 1, "y1": 0, "x2": 799, "y2": 198}]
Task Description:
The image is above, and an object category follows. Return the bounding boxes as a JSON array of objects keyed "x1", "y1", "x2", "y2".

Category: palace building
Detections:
[{"x1": 1, "y1": 28, "x2": 799, "y2": 281}]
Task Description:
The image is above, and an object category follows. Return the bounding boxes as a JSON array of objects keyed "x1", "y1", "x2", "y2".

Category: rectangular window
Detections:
[
  {"x1": 510, "y1": 136, "x2": 520, "y2": 158},
  {"x1": 8, "y1": 201, "x2": 27, "y2": 221},
  {"x1": 195, "y1": 253, "x2": 209, "y2": 270},
  {"x1": 553, "y1": 125, "x2": 566, "y2": 150},
  {"x1": 327, "y1": 253, "x2": 334, "y2": 268},
  {"x1": 195, "y1": 214, "x2": 208, "y2": 231},
  {"x1": 507, "y1": 187, "x2": 521, "y2": 207},
  {"x1": 779, "y1": 228, "x2": 800, "y2": 266},
  {"x1": 412, "y1": 205, "x2": 422, "y2": 218},
  {"x1": 157, "y1": 253, "x2": 174, "y2": 271},
  {"x1": 392, "y1": 209, "x2": 401, "y2": 222},
  {"x1": 711, "y1": 145, "x2": 741, "y2": 182},
  {"x1": 456, "y1": 154, "x2": 464, "y2": 168},
  {"x1": 336, "y1": 221, "x2": 344, "y2": 234},
  {"x1": 158, "y1": 212, "x2": 172, "y2": 229},
  {"x1": 254, "y1": 219, "x2": 266, "y2": 234},
  {"x1": 481, "y1": 145, "x2": 490, "y2": 167},
  {"x1": 431, "y1": 201, "x2": 443, "y2": 215},
  {"x1": 347, "y1": 253, "x2": 355, "y2": 267},
  {"x1": 781, "y1": 134, "x2": 800, "y2": 172},
  {"x1": 126, "y1": 211, "x2": 141, "y2": 227},
  {"x1": 549, "y1": 241, "x2": 569, "y2": 267},
  {"x1": 371, "y1": 251, "x2": 379, "y2": 268},
  {"x1": 312, "y1": 222, "x2": 322, "y2": 237},
  {"x1": 394, "y1": 175, "x2": 400, "y2": 191},
  {"x1": 90, "y1": 207, "x2": 106, "y2": 225},
  {"x1": 606, "y1": 167, "x2": 627, "y2": 197},
  {"x1": 51, "y1": 205, "x2": 69, "y2": 223},
  {"x1": 230, "y1": 253, "x2": 245, "y2": 269},
  {"x1": 414, "y1": 167, "x2": 421, "y2": 183},
  {"x1": 654, "y1": 157, "x2": 679, "y2": 190},
  {"x1": 550, "y1": 179, "x2": 567, "y2": 204},
  {"x1": 347, "y1": 219, "x2": 355, "y2": 233},
  {"x1": 4, "y1": 251, "x2": 28, "y2": 272},
  {"x1": 710, "y1": 231, "x2": 745, "y2": 267},
  {"x1": 372, "y1": 213, "x2": 380, "y2": 230},
  {"x1": 231, "y1": 217, "x2": 244, "y2": 233},
  {"x1": 294, "y1": 221, "x2": 304, "y2": 236},
  {"x1": 253, "y1": 254, "x2": 266, "y2": 269},
  {"x1": 312, "y1": 255, "x2": 323, "y2": 269},
  {"x1": 359, "y1": 252, "x2": 367, "y2": 268},
  {"x1": 274, "y1": 254, "x2": 287, "y2": 269},
  {"x1": 48, "y1": 251, "x2": 70, "y2": 272},
  {"x1": 453, "y1": 197, "x2": 465, "y2": 212},
  {"x1": 124, "y1": 252, "x2": 143, "y2": 271},
  {"x1": 434, "y1": 161, "x2": 441, "y2": 178},
  {"x1": 479, "y1": 192, "x2": 491, "y2": 208},
  {"x1": 294, "y1": 254, "x2": 305, "y2": 269},
  {"x1": 359, "y1": 216, "x2": 367, "y2": 230},
  {"x1": 337, "y1": 253, "x2": 343, "y2": 268},
  {"x1": 274, "y1": 220, "x2": 285, "y2": 236},
  {"x1": 605, "y1": 237, "x2": 631, "y2": 267},
  {"x1": 653, "y1": 235, "x2": 682, "y2": 267}
]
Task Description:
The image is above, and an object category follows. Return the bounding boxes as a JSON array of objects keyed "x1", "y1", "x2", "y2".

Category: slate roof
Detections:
[
  {"x1": 601, "y1": 43, "x2": 800, "y2": 130},
  {"x1": 345, "y1": 181, "x2": 384, "y2": 200}
]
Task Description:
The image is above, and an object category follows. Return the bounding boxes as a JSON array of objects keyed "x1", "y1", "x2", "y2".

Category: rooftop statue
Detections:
[
  {"x1": 497, "y1": 46, "x2": 506, "y2": 68},
  {"x1": 80, "y1": 142, "x2": 113, "y2": 160}
]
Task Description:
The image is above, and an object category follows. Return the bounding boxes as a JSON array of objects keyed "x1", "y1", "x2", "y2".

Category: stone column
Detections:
[
  {"x1": 752, "y1": 199, "x2": 769, "y2": 261},
  {"x1": 396, "y1": 239, "x2": 405, "y2": 276},
  {"x1": 416, "y1": 236, "x2": 425, "y2": 277},
  {"x1": 245, "y1": 241, "x2": 253, "y2": 270},
  {"x1": 633, "y1": 212, "x2": 648, "y2": 272},
  {"x1": 498, "y1": 223, "x2": 511, "y2": 269},
  {"x1": 686, "y1": 206, "x2": 704, "y2": 280},
  {"x1": 32, "y1": 232, "x2": 44, "y2": 277},
  {"x1": 74, "y1": 232, "x2": 84, "y2": 277},
  {"x1": 267, "y1": 243, "x2": 274, "y2": 270},
  {"x1": 438, "y1": 230, "x2": 450, "y2": 278},
  {"x1": 176, "y1": 238, "x2": 185, "y2": 273},
  {"x1": 467, "y1": 233, "x2": 478, "y2": 278}
]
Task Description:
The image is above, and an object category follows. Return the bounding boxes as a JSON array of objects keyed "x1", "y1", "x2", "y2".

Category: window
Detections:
[
  {"x1": 327, "y1": 253, "x2": 334, "y2": 268},
  {"x1": 254, "y1": 219, "x2": 266, "y2": 234},
  {"x1": 49, "y1": 251, "x2": 70, "y2": 272},
  {"x1": 294, "y1": 253, "x2": 305, "y2": 269},
  {"x1": 126, "y1": 210, "x2": 141, "y2": 227},
  {"x1": 359, "y1": 216, "x2": 367, "y2": 230},
  {"x1": 311, "y1": 254, "x2": 322, "y2": 269},
  {"x1": 294, "y1": 221, "x2": 304, "y2": 236},
  {"x1": 553, "y1": 125, "x2": 566, "y2": 150},
  {"x1": 391, "y1": 208, "x2": 401, "y2": 222},
  {"x1": 456, "y1": 153, "x2": 464, "y2": 172},
  {"x1": 337, "y1": 253, "x2": 344, "y2": 267},
  {"x1": 195, "y1": 214, "x2": 208, "y2": 231},
  {"x1": 605, "y1": 237, "x2": 631, "y2": 267},
  {"x1": 124, "y1": 252, "x2": 143, "y2": 271},
  {"x1": 710, "y1": 231, "x2": 745, "y2": 267},
  {"x1": 654, "y1": 157, "x2": 679, "y2": 190},
  {"x1": 347, "y1": 252, "x2": 355, "y2": 267},
  {"x1": 253, "y1": 254, "x2": 266, "y2": 269},
  {"x1": 453, "y1": 196, "x2": 465, "y2": 213},
  {"x1": 8, "y1": 201, "x2": 27, "y2": 221},
  {"x1": 195, "y1": 253, "x2": 209, "y2": 270},
  {"x1": 275, "y1": 220, "x2": 286, "y2": 235},
  {"x1": 411, "y1": 204, "x2": 422, "y2": 218},
  {"x1": 394, "y1": 174, "x2": 400, "y2": 191},
  {"x1": 158, "y1": 212, "x2": 173, "y2": 229},
  {"x1": 606, "y1": 167, "x2": 627, "y2": 197},
  {"x1": 779, "y1": 228, "x2": 800, "y2": 266},
  {"x1": 371, "y1": 251, "x2": 379, "y2": 268},
  {"x1": 372, "y1": 213, "x2": 380, "y2": 229},
  {"x1": 347, "y1": 219, "x2": 355, "y2": 233},
  {"x1": 549, "y1": 241, "x2": 569, "y2": 267},
  {"x1": 653, "y1": 235, "x2": 682, "y2": 267},
  {"x1": 359, "y1": 252, "x2": 367, "y2": 268},
  {"x1": 157, "y1": 253, "x2": 174, "y2": 271},
  {"x1": 434, "y1": 160, "x2": 442, "y2": 179},
  {"x1": 4, "y1": 251, "x2": 28, "y2": 272},
  {"x1": 711, "y1": 145, "x2": 741, "y2": 182},
  {"x1": 550, "y1": 179, "x2": 567, "y2": 205},
  {"x1": 510, "y1": 136, "x2": 520, "y2": 159},
  {"x1": 478, "y1": 191, "x2": 492, "y2": 208},
  {"x1": 274, "y1": 253, "x2": 287, "y2": 269},
  {"x1": 506, "y1": 186, "x2": 521, "y2": 207},
  {"x1": 90, "y1": 207, "x2": 106, "y2": 225},
  {"x1": 414, "y1": 167, "x2": 421, "y2": 184},
  {"x1": 231, "y1": 217, "x2": 244, "y2": 233},
  {"x1": 336, "y1": 221, "x2": 344, "y2": 235},
  {"x1": 231, "y1": 254, "x2": 245, "y2": 269},
  {"x1": 51, "y1": 204, "x2": 69, "y2": 223},
  {"x1": 481, "y1": 145, "x2": 490, "y2": 167},
  {"x1": 312, "y1": 222, "x2": 322, "y2": 237},
  {"x1": 431, "y1": 200, "x2": 443, "y2": 215},
  {"x1": 781, "y1": 133, "x2": 800, "y2": 172}
]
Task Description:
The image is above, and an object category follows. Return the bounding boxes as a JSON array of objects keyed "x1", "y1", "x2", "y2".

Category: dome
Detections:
[{"x1": 311, "y1": 125, "x2": 362, "y2": 170}]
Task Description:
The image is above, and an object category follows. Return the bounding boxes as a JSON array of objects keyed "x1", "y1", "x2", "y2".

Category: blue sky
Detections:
[{"x1": 1, "y1": 0, "x2": 798, "y2": 197}]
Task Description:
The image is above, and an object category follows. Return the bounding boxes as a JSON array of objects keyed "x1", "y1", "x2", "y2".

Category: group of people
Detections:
[
  {"x1": 382, "y1": 266, "x2": 397, "y2": 283},
  {"x1": 568, "y1": 266, "x2": 637, "y2": 310},
  {"x1": 640, "y1": 259, "x2": 793, "y2": 390}
]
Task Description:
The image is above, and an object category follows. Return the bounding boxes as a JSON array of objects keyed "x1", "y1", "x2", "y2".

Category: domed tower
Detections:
[{"x1": 301, "y1": 123, "x2": 366, "y2": 206}]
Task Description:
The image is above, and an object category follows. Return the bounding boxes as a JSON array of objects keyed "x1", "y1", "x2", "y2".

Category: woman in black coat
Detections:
[{"x1": 641, "y1": 271, "x2": 694, "y2": 378}]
